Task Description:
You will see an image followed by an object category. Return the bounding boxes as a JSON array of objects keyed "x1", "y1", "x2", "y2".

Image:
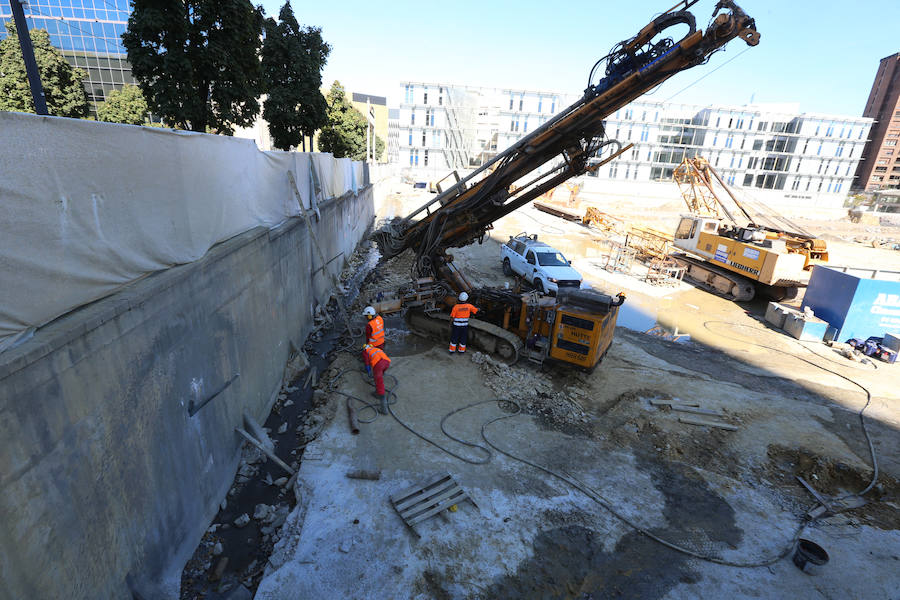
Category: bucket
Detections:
[{"x1": 792, "y1": 539, "x2": 829, "y2": 574}]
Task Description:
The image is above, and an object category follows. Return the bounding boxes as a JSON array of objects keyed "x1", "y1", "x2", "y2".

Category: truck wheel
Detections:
[
  {"x1": 533, "y1": 278, "x2": 544, "y2": 293},
  {"x1": 502, "y1": 258, "x2": 512, "y2": 276}
]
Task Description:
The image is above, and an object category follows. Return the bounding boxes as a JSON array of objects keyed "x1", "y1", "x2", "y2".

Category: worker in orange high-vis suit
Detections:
[
  {"x1": 448, "y1": 292, "x2": 479, "y2": 354},
  {"x1": 363, "y1": 343, "x2": 391, "y2": 408},
  {"x1": 363, "y1": 306, "x2": 385, "y2": 349},
  {"x1": 361, "y1": 306, "x2": 385, "y2": 376}
]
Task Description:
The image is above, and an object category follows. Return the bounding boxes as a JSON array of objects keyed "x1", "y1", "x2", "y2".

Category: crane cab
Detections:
[{"x1": 672, "y1": 215, "x2": 721, "y2": 257}]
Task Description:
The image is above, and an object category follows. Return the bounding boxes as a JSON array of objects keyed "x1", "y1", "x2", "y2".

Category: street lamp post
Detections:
[{"x1": 8, "y1": 0, "x2": 48, "y2": 115}]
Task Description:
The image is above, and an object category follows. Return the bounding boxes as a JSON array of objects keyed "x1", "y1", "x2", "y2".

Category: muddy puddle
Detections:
[
  {"x1": 382, "y1": 313, "x2": 436, "y2": 357},
  {"x1": 615, "y1": 296, "x2": 691, "y2": 343}
]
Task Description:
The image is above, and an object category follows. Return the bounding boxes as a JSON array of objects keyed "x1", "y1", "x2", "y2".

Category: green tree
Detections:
[
  {"x1": 97, "y1": 84, "x2": 149, "y2": 125},
  {"x1": 122, "y1": 0, "x2": 265, "y2": 133},
  {"x1": 261, "y1": 2, "x2": 330, "y2": 151},
  {"x1": 318, "y1": 81, "x2": 384, "y2": 161},
  {"x1": 0, "y1": 22, "x2": 89, "y2": 117}
]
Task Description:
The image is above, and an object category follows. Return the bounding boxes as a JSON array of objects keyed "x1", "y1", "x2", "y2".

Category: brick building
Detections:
[{"x1": 854, "y1": 52, "x2": 900, "y2": 191}]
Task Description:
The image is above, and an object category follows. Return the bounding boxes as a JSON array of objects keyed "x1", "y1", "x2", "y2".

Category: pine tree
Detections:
[
  {"x1": 261, "y1": 2, "x2": 330, "y2": 151},
  {"x1": 122, "y1": 0, "x2": 265, "y2": 133},
  {"x1": 0, "y1": 22, "x2": 89, "y2": 118}
]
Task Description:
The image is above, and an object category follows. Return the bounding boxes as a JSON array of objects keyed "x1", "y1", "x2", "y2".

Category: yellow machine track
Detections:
[
  {"x1": 671, "y1": 254, "x2": 800, "y2": 302},
  {"x1": 405, "y1": 310, "x2": 524, "y2": 364}
]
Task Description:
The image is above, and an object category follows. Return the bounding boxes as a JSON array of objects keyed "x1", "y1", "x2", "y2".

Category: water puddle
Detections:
[
  {"x1": 382, "y1": 313, "x2": 436, "y2": 357},
  {"x1": 616, "y1": 297, "x2": 691, "y2": 343}
]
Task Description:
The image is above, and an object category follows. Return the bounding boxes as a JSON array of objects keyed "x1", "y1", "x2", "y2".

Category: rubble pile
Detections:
[
  {"x1": 469, "y1": 352, "x2": 590, "y2": 428},
  {"x1": 295, "y1": 388, "x2": 335, "y2": 442},
  {"x1": 366, "y1": 249, "x2": 418, "y2": 293}
]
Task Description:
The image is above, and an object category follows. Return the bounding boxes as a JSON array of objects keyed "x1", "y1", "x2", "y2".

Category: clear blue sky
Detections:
[{"x1": 259, "y1": 0, "x2": 899, "y2": 117}]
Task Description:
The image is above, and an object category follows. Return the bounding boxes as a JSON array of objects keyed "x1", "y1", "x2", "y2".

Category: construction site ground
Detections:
[{"x1": 251, "y1": 186, "x2": 900, "y2": 599}]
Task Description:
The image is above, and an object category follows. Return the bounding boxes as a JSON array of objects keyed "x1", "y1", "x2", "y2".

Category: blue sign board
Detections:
[{"x1": 802, "y1": 266, "x2": 900, "y2": 341}]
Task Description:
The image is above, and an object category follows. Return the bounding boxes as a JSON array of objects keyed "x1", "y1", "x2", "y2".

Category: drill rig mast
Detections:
[
  {"x1": 372, "y1": 1, "x2": 760, "y2": 369},
  {"x1": 376, "y1": 0, "x2": 760, "y2": 289}
]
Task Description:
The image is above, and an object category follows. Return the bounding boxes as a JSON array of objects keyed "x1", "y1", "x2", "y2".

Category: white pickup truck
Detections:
[{"x1": 501, "y1": 233, "x2": 583, "y2": 295}]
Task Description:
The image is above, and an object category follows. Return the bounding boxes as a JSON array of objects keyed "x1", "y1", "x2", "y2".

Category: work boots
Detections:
[{"x1": 371, "y1": 391, "x2": 388, "y2": 415}]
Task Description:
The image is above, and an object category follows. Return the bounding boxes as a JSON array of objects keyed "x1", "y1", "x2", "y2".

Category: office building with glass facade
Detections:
[
  {"x1": 397, "y1": 81, "x2": 872, "y2": 208},
  {"x1": 1, "y1": 0, "x2": 134, "y2": 113}
]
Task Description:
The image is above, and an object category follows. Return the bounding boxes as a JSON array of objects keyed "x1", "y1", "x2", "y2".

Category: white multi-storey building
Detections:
[
  {"x1": 396, "y1": 81, "x2": 872, "y2": 208},
  {"x1": 398, "y1": 82, "x2": 575, "y2": 175},
  {"x1": 387, "y1": 108, "x2": 400, "y2": 164},
  {"x1": 597, "y1": 101, "x2": 871, "y2": 199}
]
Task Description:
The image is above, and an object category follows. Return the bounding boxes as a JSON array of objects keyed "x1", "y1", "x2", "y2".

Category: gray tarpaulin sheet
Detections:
[{"x1": 0, "y1": 112, "x2": 367, "y2": 352}]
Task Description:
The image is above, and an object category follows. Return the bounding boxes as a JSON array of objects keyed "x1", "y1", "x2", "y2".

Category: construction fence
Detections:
[{"x1": 0, "y1": 112, "x2": 369, "y2": 352}]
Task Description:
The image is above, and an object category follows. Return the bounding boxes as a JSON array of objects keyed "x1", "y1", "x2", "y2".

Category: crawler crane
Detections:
[
  {"x1": 374, "y1": 1, "x2": 760, "y2": 369},
  {"x1": 671, "y1": 156, "x2": 829, "y2": 301}
]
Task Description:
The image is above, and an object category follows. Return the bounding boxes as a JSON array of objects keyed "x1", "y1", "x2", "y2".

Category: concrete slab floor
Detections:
[{"x1": 255, "y1": 331, "x2": 899, "y2": 598}]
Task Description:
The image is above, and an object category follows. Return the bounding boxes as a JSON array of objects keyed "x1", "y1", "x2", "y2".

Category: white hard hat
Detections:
[
  {"x1": 363, "y1": 306, "x2": 376, "y2": 317},
  {"x1": 458, "y1": 292, "x2": 469, "y2": 302}
]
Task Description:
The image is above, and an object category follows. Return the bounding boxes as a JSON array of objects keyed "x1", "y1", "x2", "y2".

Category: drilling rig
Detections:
[{"x1": 374, "y1": 1, "x2": 760, "y2": 369}]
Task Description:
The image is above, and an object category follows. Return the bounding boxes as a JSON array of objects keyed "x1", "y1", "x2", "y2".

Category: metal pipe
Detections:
[
  {"x1": 346, "y1": 398, "x2": 360, "y2": 434},
  {"x1": 7, "y1": 0, "x2": 48, "y2": 115},
  {"x1": 188, "y1": 373, "x2": 239, "y2": 417}
]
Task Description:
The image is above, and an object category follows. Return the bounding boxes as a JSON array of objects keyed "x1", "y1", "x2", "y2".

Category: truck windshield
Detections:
[{"x1": 536, "y1": 252, "x2": 568, "y2": 266}]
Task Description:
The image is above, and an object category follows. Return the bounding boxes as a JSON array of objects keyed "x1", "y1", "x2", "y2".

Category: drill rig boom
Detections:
[
  {"x1": 372, "y1": 1, "x2": 759, "y2": 370},
  {"x1": 375, "y1": 0, "x2": 759, "y2": 284}
]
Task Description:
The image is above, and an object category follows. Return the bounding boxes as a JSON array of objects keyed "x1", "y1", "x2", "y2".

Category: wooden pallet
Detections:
[{"x1": 390, "y1": 473, "x2": 476, "y2": 537}]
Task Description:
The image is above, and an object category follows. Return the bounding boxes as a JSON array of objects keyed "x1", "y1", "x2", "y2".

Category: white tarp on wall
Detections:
[{"x1": 0, "y1": 112, "x2": 368, "y2": 352}]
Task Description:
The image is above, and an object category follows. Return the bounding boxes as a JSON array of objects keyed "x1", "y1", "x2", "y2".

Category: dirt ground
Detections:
[{"x1": 228, "y1": 182, "x2": 900, "y2": 599}]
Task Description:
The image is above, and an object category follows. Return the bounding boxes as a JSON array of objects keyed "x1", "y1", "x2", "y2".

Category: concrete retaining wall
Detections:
[{"x1": 0, "y1": 186, "x2": 374, "y2": 600}]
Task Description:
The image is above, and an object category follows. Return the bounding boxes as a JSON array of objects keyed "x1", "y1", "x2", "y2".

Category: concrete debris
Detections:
[
  {"x1": 253, "y1": 504, "x2": 272, "y2": 521},
  {"x1": 236, "y1": 462, "x2": 258, "y2": 482},
  {"x1": 220, "y1": 499, "x2": 227, "y2": 511},
  {"x1": 244, "y1": 446, "x2": 265, "y2": 465},
  {"x1": 313, "y1": 304, "x2": 333, "y2": 327},
  {"x1": 212, "y1": 542, "x2": 224, "y2": 556},
  {"x1": 672, "y1": 405, "x2": 725, "y2": 417},
  {"x1": 274, "y1": 477, "x2": 289, "y2": 487},
  {"x1": 277, "y1": 422, "x2": 288, "y2": 434},
  {"x1": 469, "y1": 351, "x2": 589, "y2": 427},
  {"x1": 284, "y1": 399, "x2": 294, "y2": 407},
  {"x1": 282, "y1": 350, "x2": 310, "y2": 388},
  {"x1": 233, "y1": 514, "x2": 250, "y2": 528},
  {"x1": 264, "y1": 472, "x2": 273, "y2": 486},
  {"x1": 678, "y1": 416, "x2": 738, "y2": 431},
  {"x1": 649, "y1": 397, "x2": 700, "y2": 407}
]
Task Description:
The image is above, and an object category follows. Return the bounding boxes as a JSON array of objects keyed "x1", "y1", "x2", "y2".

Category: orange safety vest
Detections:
[
  {"x1": 450, "y1": 302, "x2": 478, "y2": 326},
  {"x1": 364, "y1": 345, "x2": 390, "y2": 368},
  {"x1": 367, "y1": 315, "x2": 385, "y2": 346}
]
